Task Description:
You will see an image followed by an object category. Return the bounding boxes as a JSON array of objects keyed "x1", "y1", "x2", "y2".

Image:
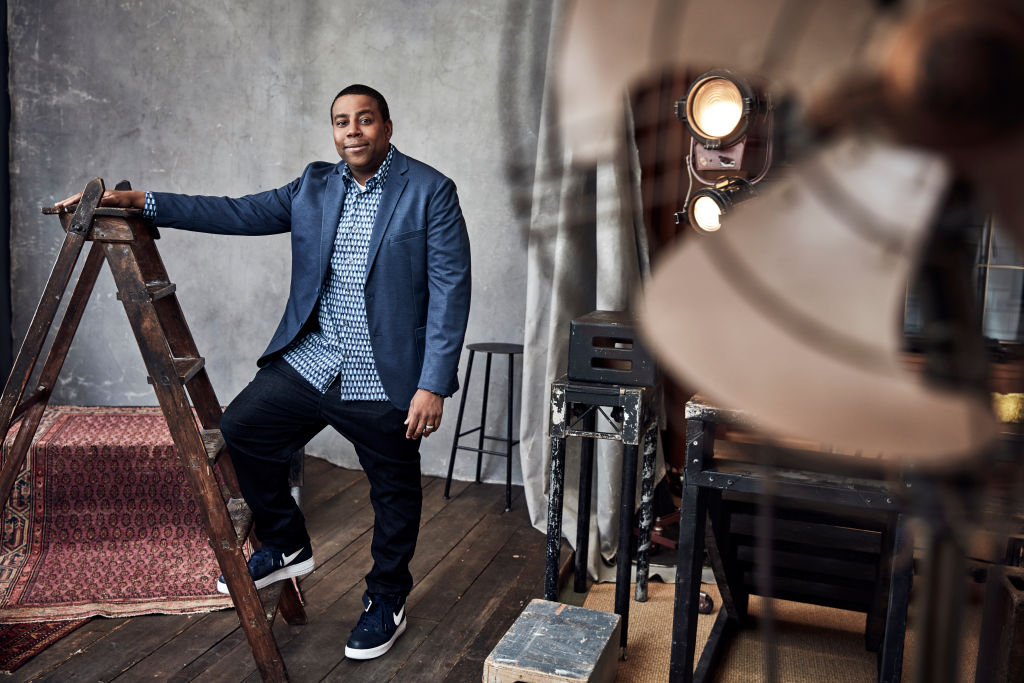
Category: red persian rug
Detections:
[
  {"x1": 0, "y1": 619, "x2": 89, "y2": 673},
  {"x1": 0, "y1": 406, "x2": 232, "y2": 623}
]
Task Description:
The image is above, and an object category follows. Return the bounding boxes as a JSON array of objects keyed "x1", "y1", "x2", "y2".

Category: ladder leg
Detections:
[
  {"x1": 126, "y1": 234, "x2": 249, "y2": 502},
  {"x1": 0, "y1": 179, "x2": 104, "y2": 436},
  {"x1": 0, "y1": 242, "x2": 106, "y2": 506},
  {"x1": 128, "y1": 229, "x2": 302, "y2": 631},
  {"x1": 104, "y1": 239, "x2": 290, "y2": 682}
]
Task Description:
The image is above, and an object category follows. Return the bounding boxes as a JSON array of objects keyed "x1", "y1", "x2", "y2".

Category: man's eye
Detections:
[{"x1": 360, "y1": 118, "x2": 372, "y2": 125}]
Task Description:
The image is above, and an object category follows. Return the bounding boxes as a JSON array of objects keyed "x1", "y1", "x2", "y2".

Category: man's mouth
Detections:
[{"x1": 345, "y1": 143, "x2": 369, "y2": 151}]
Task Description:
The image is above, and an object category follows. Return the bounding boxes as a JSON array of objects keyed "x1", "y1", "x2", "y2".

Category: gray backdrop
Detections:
[{"x1": 8, "y1": 0, "x2": 551, "y2": 482}]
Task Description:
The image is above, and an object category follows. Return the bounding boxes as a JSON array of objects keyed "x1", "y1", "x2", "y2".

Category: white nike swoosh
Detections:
[
  {"x1": 282, "y1": 548, "x2": 302, "y2": 565},
  {"x1": 393, "y1": 606, "x2": 405, "y2": 626}
]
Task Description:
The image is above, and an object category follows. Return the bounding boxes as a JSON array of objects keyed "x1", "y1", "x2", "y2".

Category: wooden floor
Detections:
[{"x1": 11, "y1": 456, "x2": 546, "y2": 682}]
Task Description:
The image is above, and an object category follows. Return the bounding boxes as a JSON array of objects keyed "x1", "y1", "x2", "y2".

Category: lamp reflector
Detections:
[
  {"x1": 691, "y1": 194, "x2": 723, "y2": 232},
  {"x1": 686, "y1": 177, "x2": 756, "y2": 234},
  {"x1": 689, "y1": 78, "x2": 744, "y2": 140}
]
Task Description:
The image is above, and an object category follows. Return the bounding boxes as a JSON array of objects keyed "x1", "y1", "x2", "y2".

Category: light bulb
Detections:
[
  {"x1": 691, "y1": 79, "x2": 743, "y2": 139},
  {"x1": 691, "y1": 195, "x2": 723, "y2": 232}
]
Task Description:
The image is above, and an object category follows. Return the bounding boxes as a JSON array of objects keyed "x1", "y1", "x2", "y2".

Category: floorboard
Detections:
[{"x1": 10, "y1": 457, "x2": 546, "y2": 683}]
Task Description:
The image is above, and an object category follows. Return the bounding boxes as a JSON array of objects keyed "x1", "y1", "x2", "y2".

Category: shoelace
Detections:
[
  {"x1": 356, "y1": 595, "x2": 397, "y2": 631},
  {"x1": 248, "y1": 548, "x2": 281, "y2": 574}
]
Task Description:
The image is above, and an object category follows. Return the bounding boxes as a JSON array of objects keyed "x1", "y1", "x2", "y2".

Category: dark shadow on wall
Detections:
[{"x1": 0, "y1": 0, "x2": 10, "y2": 382}]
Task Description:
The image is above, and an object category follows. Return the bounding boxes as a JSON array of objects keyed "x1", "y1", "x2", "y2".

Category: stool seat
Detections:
[
  {"x1": 444, "y1": 342, "x2": 522, "y2": 511},
  {"x1": 467, "y1": 342, "x2": 523, "y2": 355}
]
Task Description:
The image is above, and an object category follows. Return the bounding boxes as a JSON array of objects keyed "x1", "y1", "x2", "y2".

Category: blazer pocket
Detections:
[{"x1": 390, "y1": 227, "x2": 427, "y2": 244}]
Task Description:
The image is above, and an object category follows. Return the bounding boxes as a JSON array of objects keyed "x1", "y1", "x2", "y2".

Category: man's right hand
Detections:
[{"x1": 55, "y1": 189, "x2": 145, "y2": 210}]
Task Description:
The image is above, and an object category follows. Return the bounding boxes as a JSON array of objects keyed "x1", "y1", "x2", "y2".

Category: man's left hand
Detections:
[{"x1": 405, "y1": 389, "x2": 444, "y2": 439}]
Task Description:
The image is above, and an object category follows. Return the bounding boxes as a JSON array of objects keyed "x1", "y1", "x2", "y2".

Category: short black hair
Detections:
[{"x1": 331, "y1": 84, "x2": 390, "y2": 122}]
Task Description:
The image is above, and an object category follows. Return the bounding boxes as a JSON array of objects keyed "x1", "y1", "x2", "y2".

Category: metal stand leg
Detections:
[
  {"x1": 476, "y1": 352, "x2": 492, "y2": 484},
  {"x1": 634, "y1": 419, "x2": 659, "y2": 601},
  {"x1": 671, "y1": 420, "x2": 714, "y2": 683},
  {"x1": 880, "y1": 514, "x2": 911, "y2": 683},
  {"x1": 444, "y1": 349, "x2": 474, "y2": 499},
  {"x1": 575, "y1": 411, "x2": 596, "y2": 593},
  {"x1": 615, "y1": 442, "x2": 640, "y2": 656},
  {"x1": 544, "y1": 435, "x2": 567, "y2": 601},
  {"x1": 505, "y1": 353, "x2": 514, "y2": 512}
]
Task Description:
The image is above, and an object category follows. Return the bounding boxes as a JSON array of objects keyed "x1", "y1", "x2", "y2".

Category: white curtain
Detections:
[{"x1": 519, "y1": 0, "x2": 654, "y2": 579}]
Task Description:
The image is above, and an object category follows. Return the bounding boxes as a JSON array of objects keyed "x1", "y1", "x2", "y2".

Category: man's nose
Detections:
[{"x1": 347, "y1": 124, "x2": 361, "y2": 136}]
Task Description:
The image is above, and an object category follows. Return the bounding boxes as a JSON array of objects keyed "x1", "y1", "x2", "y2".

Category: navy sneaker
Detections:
[
  {"x1": 344, "y1": 591, "x2": 407, "y2": 660},
  {"x1": 216, "y1": 543, "x2": 314, "y2": 594}
]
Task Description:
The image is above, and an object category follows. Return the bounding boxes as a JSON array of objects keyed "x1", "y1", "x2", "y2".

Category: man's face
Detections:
[{"x1": 331, "y1": 94, "x2": 393, "y2": 184}]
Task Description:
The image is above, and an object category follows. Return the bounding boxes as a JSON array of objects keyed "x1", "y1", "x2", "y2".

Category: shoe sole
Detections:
[
  {"x1": 216, "y1": 557, "x2": 315, "y2": 594},
  {"x1": 344, "y1": 618, "x2": 407, "y2": 660}
]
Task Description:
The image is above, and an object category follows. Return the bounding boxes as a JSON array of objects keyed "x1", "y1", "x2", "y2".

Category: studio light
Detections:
[
  {"x1": 682, "y1": 177, "x2": 756, "y2": 234},
  {"x1": 677, "y1": 69, "x2": 764, "y2": 150},
  {"x1": 674, "y1": 69, "x2": 776, "y2": 233}
]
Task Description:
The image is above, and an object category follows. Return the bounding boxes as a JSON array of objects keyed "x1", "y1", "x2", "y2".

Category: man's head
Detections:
[
  {"x1": 330, "y1": 84, "x2": 393, "y2": 184},
  {"x1": 331, "y1": 84, "x2": 390, "y2": 123}
]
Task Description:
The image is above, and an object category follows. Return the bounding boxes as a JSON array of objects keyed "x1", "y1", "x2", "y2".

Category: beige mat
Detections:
[{"x1": 583, "y1": 581, "x2": 981, "y2": 682}]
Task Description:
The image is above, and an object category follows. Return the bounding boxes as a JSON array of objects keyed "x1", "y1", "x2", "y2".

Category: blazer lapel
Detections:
[
  {"x1": 320, "y1": 168, "x2": 347, "y2": 277},
  {"x1": 365, "y1": 151, "x2": 409, "y2": 278}
]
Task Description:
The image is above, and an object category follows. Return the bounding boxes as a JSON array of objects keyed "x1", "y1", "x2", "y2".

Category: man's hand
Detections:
[
  {"x1": 55, "y1": 189, "x2": 145, "y2": 210},
  {"x1": 405, "y1": 389, "x2": 444, "y2": 439}
]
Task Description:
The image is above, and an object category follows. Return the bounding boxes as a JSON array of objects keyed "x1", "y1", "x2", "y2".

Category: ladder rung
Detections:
[
  {"x1": 146, "y1": 356, "x2": 205, "y2": 385},
  {"x1": 201, "y1": 428, "x2": 226, "y2": 464},
  {"x1": 227, "y1": 496, "x2": 253, "y2": 544},
  {"x1": 146, "y1": 281, "x2": 176, "y2": 300},
  {"x1": 116, "y1": 281, "x2": 175, "y2": 302},
  {"x1": 174, "y1": 357, "x2": 204, "y2": 383},
  {"x1": 12, "y1": 390, "x2": 46, "y2": 424}
]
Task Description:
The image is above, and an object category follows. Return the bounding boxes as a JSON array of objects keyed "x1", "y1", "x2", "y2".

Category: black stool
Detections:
[{"x1": 443, "y1": 342, "x2": 523, "y2": 511}]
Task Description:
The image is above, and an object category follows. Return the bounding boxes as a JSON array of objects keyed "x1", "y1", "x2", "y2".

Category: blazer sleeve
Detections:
[
  {"x1": 149, "y1": 177, "x2": 302, "y2": 236},
  {"x1": 418, "y1": 177, "x2": 472, "y2": 396}
]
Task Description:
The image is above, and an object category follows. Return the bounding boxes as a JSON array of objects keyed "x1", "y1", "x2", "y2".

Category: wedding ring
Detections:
[{"x1": 425, "y1": 425, "x2": 435, "y2": 430}]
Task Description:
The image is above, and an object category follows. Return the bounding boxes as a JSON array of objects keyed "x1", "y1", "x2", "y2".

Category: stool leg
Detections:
[
  {"x1": 544, "y1": 435, "x2": 567, "y2": 601},
  {"x1": 444, "y1": 350, "x2": 475, "y2": 499},
  {"x1": 504, "y1": 352, "x2": 514, "y2": 512},
  {"x1": 880, "y1": 514, "x2": 911, "y2": 683},
  {"x1": 575, "y1": 410, "x2": 596, "y2": 593},
  {"x1": 476, "y1": 352, "x2": 493, "y2": 484},
  {"x1": 634, "y1": 419, "x2": 658, "y2": 601},
  {"x1": 616, "y1": 442, "x2": 641, "y2": 655}
]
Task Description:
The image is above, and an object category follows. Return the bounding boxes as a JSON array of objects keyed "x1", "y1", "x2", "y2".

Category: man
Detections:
[{"x1": 57, "y1": 84, "x2": 472, "y2": 660}]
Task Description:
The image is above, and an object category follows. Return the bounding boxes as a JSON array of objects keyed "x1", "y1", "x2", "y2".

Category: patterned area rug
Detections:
[
  {"x1": 1, "y1": 406, "x2": 232, "y2": 623},
  {"x1": 0, "y1": 619, "x2": 89, "y2": 673}
]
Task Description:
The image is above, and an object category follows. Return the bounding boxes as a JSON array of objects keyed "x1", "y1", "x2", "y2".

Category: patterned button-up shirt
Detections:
[
  {"x1": 282, "y1": 147, "x2": 393, "y2": 399},
  {"x1": 143, "y1": 145, "x2": 394, "y2": 400}
]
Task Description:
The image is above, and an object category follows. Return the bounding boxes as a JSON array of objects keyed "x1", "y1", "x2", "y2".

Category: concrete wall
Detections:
[{"x1": 8, "y1": 0, "x2": 550, "y2": 483}]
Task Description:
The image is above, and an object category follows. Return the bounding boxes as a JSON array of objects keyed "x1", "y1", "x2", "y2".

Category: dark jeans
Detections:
[{"x1": 220, "y1": 357, "x2": 422, "y2": 596}]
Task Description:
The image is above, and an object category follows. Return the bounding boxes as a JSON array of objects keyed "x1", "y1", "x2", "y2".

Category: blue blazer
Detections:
[{"x1": 151, "y1": 147, "x2": 472, "y2": 409}]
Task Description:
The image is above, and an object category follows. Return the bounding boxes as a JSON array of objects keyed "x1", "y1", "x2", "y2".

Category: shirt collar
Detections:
[{"x1": 342, "y1": 144, "x2": 394, "y2": 191}]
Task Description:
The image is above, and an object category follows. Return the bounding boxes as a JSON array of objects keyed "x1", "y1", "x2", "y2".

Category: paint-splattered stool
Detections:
[{"x1": 543, "y1": 373, "x2": 661, "y2": 659}]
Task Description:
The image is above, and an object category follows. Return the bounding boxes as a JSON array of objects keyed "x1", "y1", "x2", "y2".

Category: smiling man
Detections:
[{"x1": 57, "y1": 83, "x2": 472, "y2": 660}]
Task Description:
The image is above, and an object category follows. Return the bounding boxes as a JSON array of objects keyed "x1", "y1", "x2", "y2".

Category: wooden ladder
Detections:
[{"x1": 0, "y1": 178, "x2": 304, "y2": 682}]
